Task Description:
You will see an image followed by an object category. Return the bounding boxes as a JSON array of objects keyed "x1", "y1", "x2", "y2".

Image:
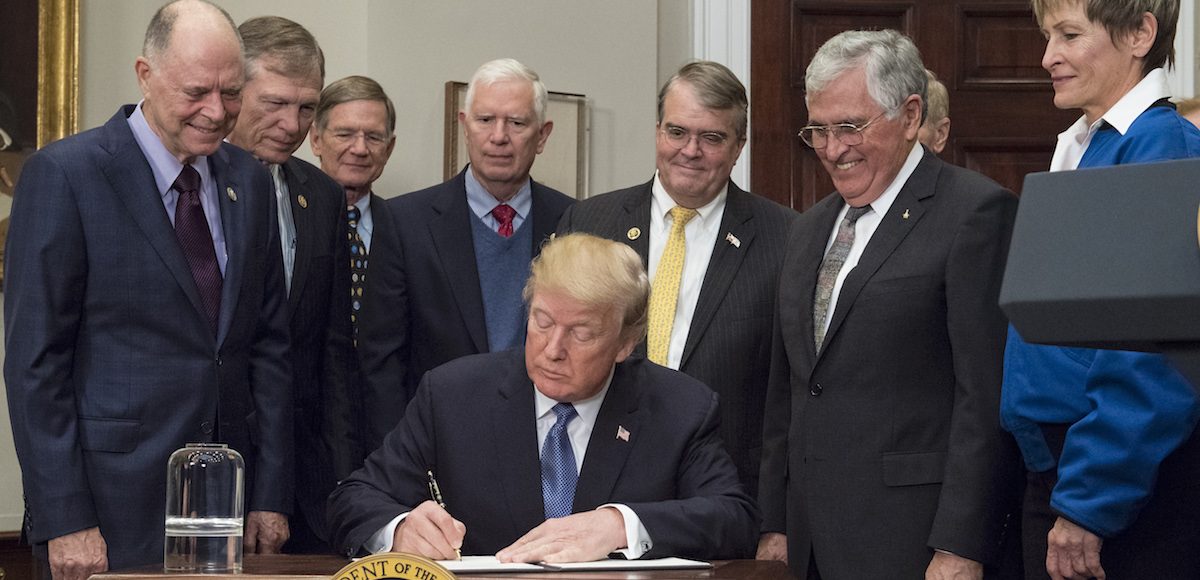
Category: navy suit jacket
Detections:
[
  {"x1": 327, "y1": 350, "x2": 760, "y2": 559},
  {"x1": 3, "y1": 106, "x2": 293, "y2": 570},
  {"x1": 758, "y1": 149, "x2": 1020, "y2": 578},
  {"x1": 557, "y1": 179, "x2": 795, "y2": 495},
  {"x1": 356, "y1": 168, "x2": 574, "y2": 454},
  {"x1": 279, "y1": 156, "x2": 357, "y2": 542}
]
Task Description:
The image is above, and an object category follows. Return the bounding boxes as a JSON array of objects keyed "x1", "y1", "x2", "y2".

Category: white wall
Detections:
[{"x1": 1, "y1": 0, "x2": 668, "y2": 532}]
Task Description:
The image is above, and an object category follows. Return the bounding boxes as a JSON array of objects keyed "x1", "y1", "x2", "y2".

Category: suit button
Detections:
[
  {"x1": 200, "y1": 421, "x2": 214, "y2": 435},
  {"x1": 215, "y1": 356, "x2": 222, "y2": 367},
  {"x1": 810, "y1": 383, "x2": 823, "y2": 397}
]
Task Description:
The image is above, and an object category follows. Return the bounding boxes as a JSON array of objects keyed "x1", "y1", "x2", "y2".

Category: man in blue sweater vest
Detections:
[{"x1": 356, "y1": 59, "x2": 575, "y2": 456}]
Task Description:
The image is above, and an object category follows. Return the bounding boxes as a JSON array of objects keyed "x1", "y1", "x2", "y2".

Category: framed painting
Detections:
[
  {"x1": 0, "y1": 0, "x2": 78, "y2": 283},
  {"x1": 444, "y1": 81, "x2": 589, "y2": 199}
]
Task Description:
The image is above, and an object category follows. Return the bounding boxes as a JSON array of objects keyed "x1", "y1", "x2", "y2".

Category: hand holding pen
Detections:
[
  {"x1": 388, "y1": 470, "x2": 465, "y2": 560},
  {"x1": 426, "y1": 469, "x2": 462, "y2": 560}
]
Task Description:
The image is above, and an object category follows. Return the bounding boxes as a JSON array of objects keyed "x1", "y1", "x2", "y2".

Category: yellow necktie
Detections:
[{"x1": 648, "y1": 206, "x2": 698, "y2": 365}]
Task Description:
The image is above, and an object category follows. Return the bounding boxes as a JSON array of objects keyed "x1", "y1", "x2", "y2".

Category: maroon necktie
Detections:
[
  {"x1": 172, "y1": 165, "x2": 222, "y2": 336},
  {"x1": 492, "y1": 204, "x2": 516, "y2": 238}
]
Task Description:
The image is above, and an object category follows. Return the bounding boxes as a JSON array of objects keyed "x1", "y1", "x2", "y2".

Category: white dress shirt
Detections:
[
  {"x1": 818, "y1": 142, "x2": 922, "y2": 337},
  {"x1": 647, "y1": 173, "x2": 727, "y2": 369},
  {"x1": 353, "y1": 194, "x2": 374, "y2": 253},
  {"x1": 1049, "y1": 68, "x2": 1171, "y2": 172},
  {"x1": 365, "y1": 373, "x2": 652, "y2": 558}
]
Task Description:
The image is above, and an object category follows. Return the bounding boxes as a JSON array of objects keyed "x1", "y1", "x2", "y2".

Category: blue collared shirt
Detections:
[
  {"x1": 126, "y1": 101, "x2": 228, "y2": 274},
  {"x1": 464, "y1": 165, "x2": 532, "y2": 233}
]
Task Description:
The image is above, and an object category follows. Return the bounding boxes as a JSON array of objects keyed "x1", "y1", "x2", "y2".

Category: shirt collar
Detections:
[
  {"x1": 1070, "y1": 68, "x2": 1171, "y2": 138},
  {"x1": 857, "y1": 142, "x2": 922, "y2": 218},
  {"x1": 650, "y1": 171, "x2": 728, "y2": 223},
  {"x1": 464, "y1": 164, "x2": 533, "y2": 220},
  {"x1": 127, "y1": 100, "x2": 213, "y2": 199},
  {"x1": 534, "y1": 369, "x2": 614, "y2": 428}
]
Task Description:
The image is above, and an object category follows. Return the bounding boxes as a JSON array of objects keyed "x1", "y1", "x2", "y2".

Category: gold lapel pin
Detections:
[
  {"x1": 298, "y1": 195, "x2": 309, "y2": 209},
  {"x1": 627, "y1": 227, "x2": 641, "y2": 241},
  {"x1": 226, "y1": 187, "x2": 237, "y2": 202},
  {"x1": 902, "y1": 208, "x2": 910, "y2": 220}
]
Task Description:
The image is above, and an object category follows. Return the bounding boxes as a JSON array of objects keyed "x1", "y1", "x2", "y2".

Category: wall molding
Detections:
[{"x1": 691, "y1": 0, "x2": 751, "y2": 189}]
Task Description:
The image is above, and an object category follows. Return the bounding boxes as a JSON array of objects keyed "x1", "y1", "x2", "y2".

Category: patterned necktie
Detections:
[
  {"x1": 647, "y1": 206, "x2": 699, "y2": 365},
  {"x1": 541, "y1": 402, "x2": 578, "y2": 519},
  {"x1": 347, "y1": 205, "x2": 367, "y2": 347},
  {"x1": 172, "y1": 164, "x2": 222, "y2": 336},
  {"x1": 492, "y1": 203, "x2": 516, "y2": 238},
  {"x1": 813, "y1": 205, "x2": 872, "y2": 350}
]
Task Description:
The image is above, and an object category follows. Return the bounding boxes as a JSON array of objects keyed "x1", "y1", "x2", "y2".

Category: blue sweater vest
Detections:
[{"x1": 471, "y1": 213, "x2": 533, "y2": 351}]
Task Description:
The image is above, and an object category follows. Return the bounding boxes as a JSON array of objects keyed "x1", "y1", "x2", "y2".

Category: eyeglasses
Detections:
[
  {"x1": 659, "y1": 125, "x2": 731, "y2": 152},
  {"x1": 798, "y1": 111, "x2": 889, "y2": 149},
  {"x1": 327, "y1": 129, "x2": 391, "y2": 149}
]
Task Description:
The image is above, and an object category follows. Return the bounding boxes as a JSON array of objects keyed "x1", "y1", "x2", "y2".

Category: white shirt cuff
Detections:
[
  {"x1": 365, "y1": 513, "x2": 408, "y2": 554},
  {"x1": 601, "y1": 504, "x2": 652, "y2": 559}
]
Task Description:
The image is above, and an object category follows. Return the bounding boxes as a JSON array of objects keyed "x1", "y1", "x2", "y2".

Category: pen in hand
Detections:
[{"x1": 427, "y1": 469, "x2": 462, "y2": 560}]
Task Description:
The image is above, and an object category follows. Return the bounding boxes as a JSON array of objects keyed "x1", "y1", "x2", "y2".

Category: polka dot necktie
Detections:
[
  {"x1": 541, "y1": 402, "x2": 578, "y2": 519},
  {"x1": 347, "y1": 205, "x2": 367, "y2": 346},
  {"x1": 172, "y1": 164, "x2": 222, "y2": 336},
  {"x1": 813, "y1": 205, "x2": 871, "y2": 351},
  {"x1": 647, "y1": 206, "x2": 698, "y2": 365}
]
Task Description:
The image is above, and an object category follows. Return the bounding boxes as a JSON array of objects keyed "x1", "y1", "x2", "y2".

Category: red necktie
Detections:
[
  {"x1": 172, "y1": 165, "x2": 222, "y2": 336},
  {"x1": 492, "y1": 204, "x2": 516, "y2": 238}
]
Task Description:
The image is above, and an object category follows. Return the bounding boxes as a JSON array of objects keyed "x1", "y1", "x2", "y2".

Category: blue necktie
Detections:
[{"x1": 541, "y1": 403, "x2": 578, "y2": 519}]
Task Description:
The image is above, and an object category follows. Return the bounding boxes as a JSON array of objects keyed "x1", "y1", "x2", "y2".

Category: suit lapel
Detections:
[
  {"x1": 100, "y1": 109, "x2": 214, "y2": 339},
  {"x1": 529, "y1": 181, "x2": 564, "y2": 256},
  {"x1": 819, "y1": 154, "x2": 937, "y2": 354},
  {"x1": 490, "y1": 357, "x2": 546, "y2": 533},
  {"x1": 283, "y1": 159, "x2": 315, "y2": 313},
  {"x1": 680, "y1": 182, "x2": 756, "y2": 368},
  {"x1": 209, "y1": 145, "x2": 249, "y2": 346},
  {"x1": 574, "y1": 362, "x2": 643, "y2": 512},
  {"x1": 428, "y1": 170, "x2": 488, "y2": 352},
  {"x1": 620, "y1": 182, "x2": 654, "y2": 264}
]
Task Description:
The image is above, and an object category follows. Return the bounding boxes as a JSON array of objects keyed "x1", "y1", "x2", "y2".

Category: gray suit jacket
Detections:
[
  {"x1": 557, "y1": 179, "x2": 795, "y2": 495},
  {"x1": 759, "y1": 149, "x2": 1021, "y2": 578}
]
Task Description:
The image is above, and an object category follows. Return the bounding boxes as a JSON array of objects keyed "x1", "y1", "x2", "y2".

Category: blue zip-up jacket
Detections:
[{"x1": 1000, "y1": 104, "x2": 1200, "y2": 538}]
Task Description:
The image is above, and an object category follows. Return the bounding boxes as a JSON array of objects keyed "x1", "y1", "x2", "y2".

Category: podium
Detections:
[{"x1": 999, "y1": 158, "x2": 1200, "y2": 388}]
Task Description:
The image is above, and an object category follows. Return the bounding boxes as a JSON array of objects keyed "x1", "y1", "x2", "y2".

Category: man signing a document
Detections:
[{"x1": 327, "y1": 233, "x2": 759, "y2": 562}]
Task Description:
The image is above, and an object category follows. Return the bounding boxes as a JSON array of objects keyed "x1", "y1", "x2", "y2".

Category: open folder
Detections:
[{"x1": 437, "y1": 555, "x2": 712, "y2": 573}]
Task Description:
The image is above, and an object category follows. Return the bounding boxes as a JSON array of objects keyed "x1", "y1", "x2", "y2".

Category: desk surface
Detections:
[{"x1": 91, "y1": 554, "x2": 793, "y2": 580}]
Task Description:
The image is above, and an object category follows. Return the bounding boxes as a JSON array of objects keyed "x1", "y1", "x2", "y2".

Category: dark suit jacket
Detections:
[
  {"x1": 758, "y1": 149, "x2": 1020, "y2": 578},
  {"x1": 356, "y1": 168, "x2": 574, "y2": 454},
  {"x1": 279, "y1": 157, "x2": 356, "y2": 543},
  {"x1": 557, "y1": 179, "x2": 795, "y2": 495},
  {"x1": 3, "y1": 105, "x2": 293, "y2": 570},
  {"x1": 327, "y1": 350, "x2": 760, "y2": 559}
]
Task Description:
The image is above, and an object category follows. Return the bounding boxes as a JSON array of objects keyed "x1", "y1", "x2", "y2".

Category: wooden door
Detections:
[{"x1": 751, "y1": 0, "x2": 1080, "y2": 210}]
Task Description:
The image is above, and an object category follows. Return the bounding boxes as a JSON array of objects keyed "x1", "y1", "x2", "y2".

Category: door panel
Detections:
[{"x1": 751, "y1": 0, "x2": 1079, "y2": 210}]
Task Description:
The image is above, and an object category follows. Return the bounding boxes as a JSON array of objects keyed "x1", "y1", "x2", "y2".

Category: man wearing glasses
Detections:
[
  {"x1": 756, "y1": 30, "x2": 1020, "y2": 579},
  {"x1": 557, "y1": 61, "x2": 795, "y2": 498}
]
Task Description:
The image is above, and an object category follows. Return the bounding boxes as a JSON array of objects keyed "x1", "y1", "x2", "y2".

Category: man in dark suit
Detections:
[
  {"x1": 328, "y1": 234, "x2": 758, "y2": 561},
  {"x1": 226, "y1": 16, "x2": 355, "y2": 554},
  {"x1": 310, "y1": 75, "x2": 397, "y2": 345},
  {"x1": 557, "y1": 61, "x2": 794, "y2": 495},
  {"x1": 3, "y1": 2, "x2": 293, "y2": 577},
  {"x1": 357, "y1": 59, "x2": 574, "y2": 454},
  {"x1": 756, "y1": 30, "x2": 1019, "y2": 579}
]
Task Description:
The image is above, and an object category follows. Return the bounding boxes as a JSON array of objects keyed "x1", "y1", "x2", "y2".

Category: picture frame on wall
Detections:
[{"x1": 444, "y1": 81, "x2": 589, "y2": 199}]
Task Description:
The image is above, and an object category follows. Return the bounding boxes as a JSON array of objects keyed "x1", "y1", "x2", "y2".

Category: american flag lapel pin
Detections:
[
  {"x1": 725, "y1": 232, "x2": 740, "y2": 248},
  {"x1": 616, "y1": 425, "x2": 630, "y2": 442}
]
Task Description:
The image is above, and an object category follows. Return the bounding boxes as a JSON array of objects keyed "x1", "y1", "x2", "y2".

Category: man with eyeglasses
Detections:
[
  {"x1": 356, "y1": 59, "x2": 574, "y2": 457},
  {"x1": 557, "y1": 61, "x2": 795, "y2": 498},
  {"x1": 756, "y1": 30, "x2": 1020, "y2": 580},
  {"x1": 226, "y1": 16, "x2": 356, "y2": 555}
]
